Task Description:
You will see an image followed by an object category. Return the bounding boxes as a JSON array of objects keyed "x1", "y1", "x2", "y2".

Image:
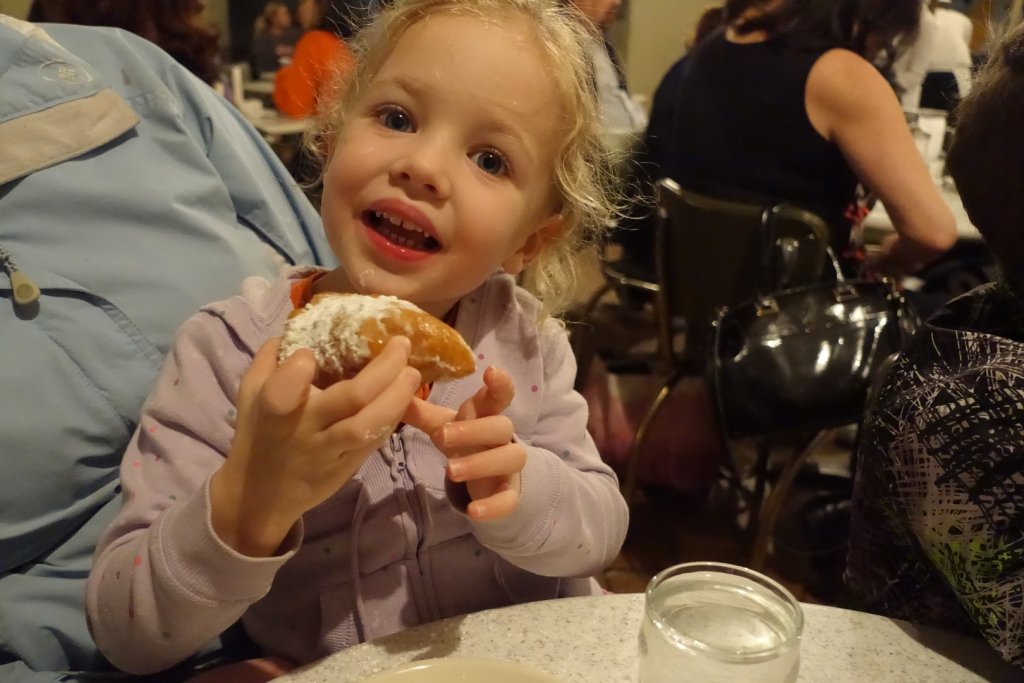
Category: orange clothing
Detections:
[
  {"x1": 273, "y1": 29, "x2": 354, "y2": 119},
  {"x1": 289, "y1": 272, "x2": 323, "y2": 309}
]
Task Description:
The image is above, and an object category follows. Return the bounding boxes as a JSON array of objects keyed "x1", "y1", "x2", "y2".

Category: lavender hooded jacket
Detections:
[{"x1": 85, "y1": 266, "x2": 629, "y2": 674}]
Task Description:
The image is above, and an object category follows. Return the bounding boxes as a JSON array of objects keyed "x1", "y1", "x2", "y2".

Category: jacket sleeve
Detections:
[
  {"x1": 273, "y1": 31, "x2": 353, "y2": 119},
  {"x1": 899, "y1": 409, "x2": 1024, "y2": 667},
  {"x1": 470, "y1": 319, "x2": 629, "y2": 577},
  {"x1": 85, "y1": 310, "x2": 301, "y2": 676}
]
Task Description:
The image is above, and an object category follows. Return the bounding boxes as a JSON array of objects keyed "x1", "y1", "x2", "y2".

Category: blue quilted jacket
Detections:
[{"x1": 0, "y1": 16, "x2": 332, "y2": 681}]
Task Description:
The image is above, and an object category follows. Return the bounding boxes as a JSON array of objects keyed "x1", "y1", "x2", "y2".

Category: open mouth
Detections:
[{"x1": 364, "y1": 210, "x2": 441, "y2": 252}]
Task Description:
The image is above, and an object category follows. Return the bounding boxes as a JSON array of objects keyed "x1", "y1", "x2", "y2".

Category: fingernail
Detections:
[
  {"x1": 468, "y1": 502, "x2": 486, "y2": 519},
  {"x1": 448, "y1": 462, "x2": 462, "y2": 480},
  {"x1": 440, "y1": 423, "x2": 455, "y2": 447}
]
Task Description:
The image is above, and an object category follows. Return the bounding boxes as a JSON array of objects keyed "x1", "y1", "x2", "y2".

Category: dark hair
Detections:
[
  {"x1": 723, "y1": 0, "x2": 920, "y2": 60},
  {"x1": 314, "y1": 0, "x2": 358, "y2": 39},
  {"x1": 946, "y1": 21, "x2": 1024, "y2": 298},
  {"x1": 27, "y1": 0, "x2": 222, "y2": 84},
  {"x1": 690, "y1": 5, "x2": 726, "y2": 48}
]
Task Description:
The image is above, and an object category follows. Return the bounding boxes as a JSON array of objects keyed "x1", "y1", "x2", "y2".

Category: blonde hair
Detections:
[{"x1": 307, "y1": 0, "x2": 622, "y2": 317}]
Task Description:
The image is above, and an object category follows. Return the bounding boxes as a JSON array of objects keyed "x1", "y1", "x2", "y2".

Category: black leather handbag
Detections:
[{"x1": 709, "y1": 277, "x2": 916, "y2": 439}]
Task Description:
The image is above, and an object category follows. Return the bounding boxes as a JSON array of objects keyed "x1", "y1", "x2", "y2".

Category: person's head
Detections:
[
  {"x1": 27, "y1": 0, "x2": 221, "y2": 84},
  {"x1": 568, "y1": 0, "x2": 622, "y2": 28},
  {"x1": 724, "y1": 0, "x2": 921, "y2": 61},
  {"x1": 298, "y1": 0, "x2": 357, "y2": 38},
  {"x1": 689, "y1": 4, "x2": 726, "y2": 48},
  {"x1": 946, "y1": 20, "x2": 1024, "y2": 300},
  {"x1": 310, "y1": 0, "x2": 618, "y2": 319},
  {"x1": 259, "y1": 2, "x2": 293, "y2": 32}
]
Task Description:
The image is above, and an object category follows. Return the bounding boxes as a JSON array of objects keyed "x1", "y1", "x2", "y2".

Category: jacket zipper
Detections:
[{"x1": 0, "y1": 246, "x2": 41, "y2": 308}]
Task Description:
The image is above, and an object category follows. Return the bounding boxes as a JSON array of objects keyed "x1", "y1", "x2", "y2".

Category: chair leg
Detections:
[
  {"x1": 621, "y1": 368, "x2": 686, "y2": 507},
  {"x1": 745, "y1": 441, "x2": 772, "y2": 535},
  {"x1": 748, "y1": 430, "x2": 831, "y2": 571},
  {"x1": 569, "y1": 280, "x2": 616, "y2": 393}
]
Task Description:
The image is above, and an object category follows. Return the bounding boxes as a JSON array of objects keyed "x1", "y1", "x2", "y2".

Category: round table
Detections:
[{"x1": 276, "y1": 594, "x2": 1019, "y2": 682}]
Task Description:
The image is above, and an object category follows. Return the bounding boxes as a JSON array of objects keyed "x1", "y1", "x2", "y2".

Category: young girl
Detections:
[{"x1": 86, "y1": 0, "x2": 629, "y2": 676}]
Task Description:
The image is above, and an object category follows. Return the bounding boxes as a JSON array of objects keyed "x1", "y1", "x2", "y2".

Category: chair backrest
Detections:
[{"x1": 653, "y1": 178, "x2": 830, "y2": 362}]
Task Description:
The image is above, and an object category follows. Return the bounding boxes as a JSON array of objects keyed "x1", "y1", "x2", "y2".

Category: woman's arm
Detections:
[{"x1": 806, "y1": 48, "x2": 957, "y2": 275}]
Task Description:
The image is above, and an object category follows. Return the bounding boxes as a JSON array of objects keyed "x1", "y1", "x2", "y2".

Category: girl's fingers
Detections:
[
  {"x1": 447, "y1": 442, "x2": 525, "y2": 482},
  {"x1": 312, "y1": 336, "x2": 414, "y2": 427},
  {"x1": 439, "y1": 415, "x2": 514, "y2": 452},
  {"x1": 238, "y1": 338, "x2": 282, "y2": 404},
  {"x1": 467, "y1": 485, "x2": 519, "y2": 521},
  {"x1": 456, "y1": 366, "x2": 515, "y2": 421},
  {"x1": 322, "y1": 365, "x2": 422, "y2": 451},
  {"x1": 258, "y1": 346, "x2": 317, "y2": 416},
  {"x1": 402, "y1": 397, "x2": 458, "y2": 437}
]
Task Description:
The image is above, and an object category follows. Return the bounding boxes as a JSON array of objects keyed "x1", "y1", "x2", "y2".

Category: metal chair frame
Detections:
[{"x1": 601, "y1": 178, "x2": 837, "y2": 567}]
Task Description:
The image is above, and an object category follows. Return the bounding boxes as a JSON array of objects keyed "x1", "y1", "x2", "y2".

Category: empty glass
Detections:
[{"x1": 638, "y1": 562, "x2": 803, "y2": 683}]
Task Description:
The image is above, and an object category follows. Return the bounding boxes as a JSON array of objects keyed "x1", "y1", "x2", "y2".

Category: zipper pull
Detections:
[
  {"x1": 10, "y1": 268, "x2": 41, "y2": 306},
  {"x1": 0, "y1": 248, "x2": 41, "y2": 306}
]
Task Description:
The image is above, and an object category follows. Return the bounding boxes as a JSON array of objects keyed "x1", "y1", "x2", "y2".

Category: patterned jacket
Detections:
[{"x1": 846, "y1": 282, "x2": 1024, "y2": 669}]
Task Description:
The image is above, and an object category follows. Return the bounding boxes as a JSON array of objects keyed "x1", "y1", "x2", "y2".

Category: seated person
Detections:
[
  {"x1": 616, "y1": 0, "x2": 957, "y2": 279},
  {"x1": 273, "y1": 0, "x2": 356, "y2": 118},
  {"x1": 0, "y1": 13, "x2": 331, "y2": 682},
  {"x1": 612, "y1": 5, "x2": 723, "y2": 273},
  {"x1": 566, "y1": 0, "x2": 647, "y2": 136},
  {"x1": 845, "y1": 19, "x2": 1024, "y2": 670},
  {"x1": 251, "y1": 1, "x2": 301, "y2": 77},
  {"x1": 920, "y1": 0, "x2": 976, "y2": 113}
]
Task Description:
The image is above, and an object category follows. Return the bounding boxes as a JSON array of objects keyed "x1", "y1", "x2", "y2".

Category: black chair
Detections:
[{"x1": 580, "y1": 179, "x2": 832, "y2": 519}]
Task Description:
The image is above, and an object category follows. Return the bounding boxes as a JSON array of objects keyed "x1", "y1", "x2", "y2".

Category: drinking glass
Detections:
[{"x1": 638, "y1": 562, "x2": 803, "y2": 683}]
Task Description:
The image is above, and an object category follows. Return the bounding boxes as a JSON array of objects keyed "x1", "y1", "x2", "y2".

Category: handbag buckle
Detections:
[
  {"x1": 835, "y1": 283, "x2": 859, "y2": 303},
  {"x1": 755, "y1": 296, "x2": 780, "y2": 317}
]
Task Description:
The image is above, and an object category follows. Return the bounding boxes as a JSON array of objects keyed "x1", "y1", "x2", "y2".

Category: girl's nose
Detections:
[{"x1": 389, "y1": 144, "x2": 451, "y2": 199}]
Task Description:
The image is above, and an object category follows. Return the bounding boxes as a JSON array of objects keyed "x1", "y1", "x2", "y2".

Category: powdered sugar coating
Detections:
[{"x1": 279, "y1": 294, "x2": 419, "y2": 377}]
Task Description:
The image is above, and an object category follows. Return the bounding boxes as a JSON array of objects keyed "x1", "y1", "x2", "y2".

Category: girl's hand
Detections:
[
  {"x1": 404, "y1": 367, "x2": 526, "y2": 521},
  {"x1": 210, "y1": 336, "x2": 422, "y2": 557}
]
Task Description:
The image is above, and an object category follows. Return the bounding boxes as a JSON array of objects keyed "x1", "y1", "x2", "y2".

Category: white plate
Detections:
[{"x1": 359, "y1": 657, "x2": 563, "y2": 682}]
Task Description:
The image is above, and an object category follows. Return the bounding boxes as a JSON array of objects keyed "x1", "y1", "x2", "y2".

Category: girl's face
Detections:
[{"x1": 319, "y1": 13, "x2": 565, "y2": 319}]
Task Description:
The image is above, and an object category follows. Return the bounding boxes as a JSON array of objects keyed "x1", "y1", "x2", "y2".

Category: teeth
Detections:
[{"x1": 376, "y1": 210, "x2": 424, "y2": 234}]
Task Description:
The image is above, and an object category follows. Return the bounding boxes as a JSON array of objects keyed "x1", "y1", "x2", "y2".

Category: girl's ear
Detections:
[{"x1": 502, "y1": 213, "x2": 564, "y2": 275}]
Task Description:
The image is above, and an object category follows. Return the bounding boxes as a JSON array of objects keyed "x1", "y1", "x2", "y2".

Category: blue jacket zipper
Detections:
[{"x1": 0, "y1": 246, "x2": 41, "y2": 308}]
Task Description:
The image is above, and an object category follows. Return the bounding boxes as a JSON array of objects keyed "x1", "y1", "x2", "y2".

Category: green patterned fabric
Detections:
[{"x1": 846, "y1": 283, "x2": 1024, "y2": 670}]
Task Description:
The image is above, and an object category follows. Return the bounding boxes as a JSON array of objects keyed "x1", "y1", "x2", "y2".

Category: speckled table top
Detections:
[{"x1": 276, "y1": 593, "x2": 1019, "y2": 682}]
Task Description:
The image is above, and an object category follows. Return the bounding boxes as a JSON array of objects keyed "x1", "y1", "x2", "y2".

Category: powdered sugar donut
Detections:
[{"x1": 279, "y1": 292, "x2": 476, "y2": 384}]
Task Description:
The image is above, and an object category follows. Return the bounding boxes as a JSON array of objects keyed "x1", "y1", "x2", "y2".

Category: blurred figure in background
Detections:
[
  {"x1": 891, "y1": 0, "x2": 940, "y2": 110},
  {"x1": 620, "y1": 0, "x2": 956, "y2": 278},
  {"x1": 251, "y1": 1, "x2": 301, "y2": 77},
  {"x1": 566, "y1": 0, "x2": 647, "y2": 137},
  {"x1": 920, "y1": 0, "x2": 975, "y2": 111},
  {"x1": 273, "y1": 0, "x2": 356, "y2": 119},
  {"x1": 894, "y1": 0, "x2": 974, "y2": 112},
  {"x1": 612, "y1": 5, "x2": 725, "y2": 277},
  {"x1": 27, "y1": 0, "x2": 221, "y2": 84}
]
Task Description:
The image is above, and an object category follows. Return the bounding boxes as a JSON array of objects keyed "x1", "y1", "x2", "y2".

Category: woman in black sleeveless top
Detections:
[{"x1": 630, "y1": 0, "x2": 956, "y2": 276}]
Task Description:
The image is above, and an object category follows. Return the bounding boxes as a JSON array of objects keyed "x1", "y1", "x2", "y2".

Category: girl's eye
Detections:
[
  {"x1": 471, "y1": 150, "x2": 508, "y2": 176},
  {"x1": 379, "y1": 108, "x2": 413, "y2": 132}
]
